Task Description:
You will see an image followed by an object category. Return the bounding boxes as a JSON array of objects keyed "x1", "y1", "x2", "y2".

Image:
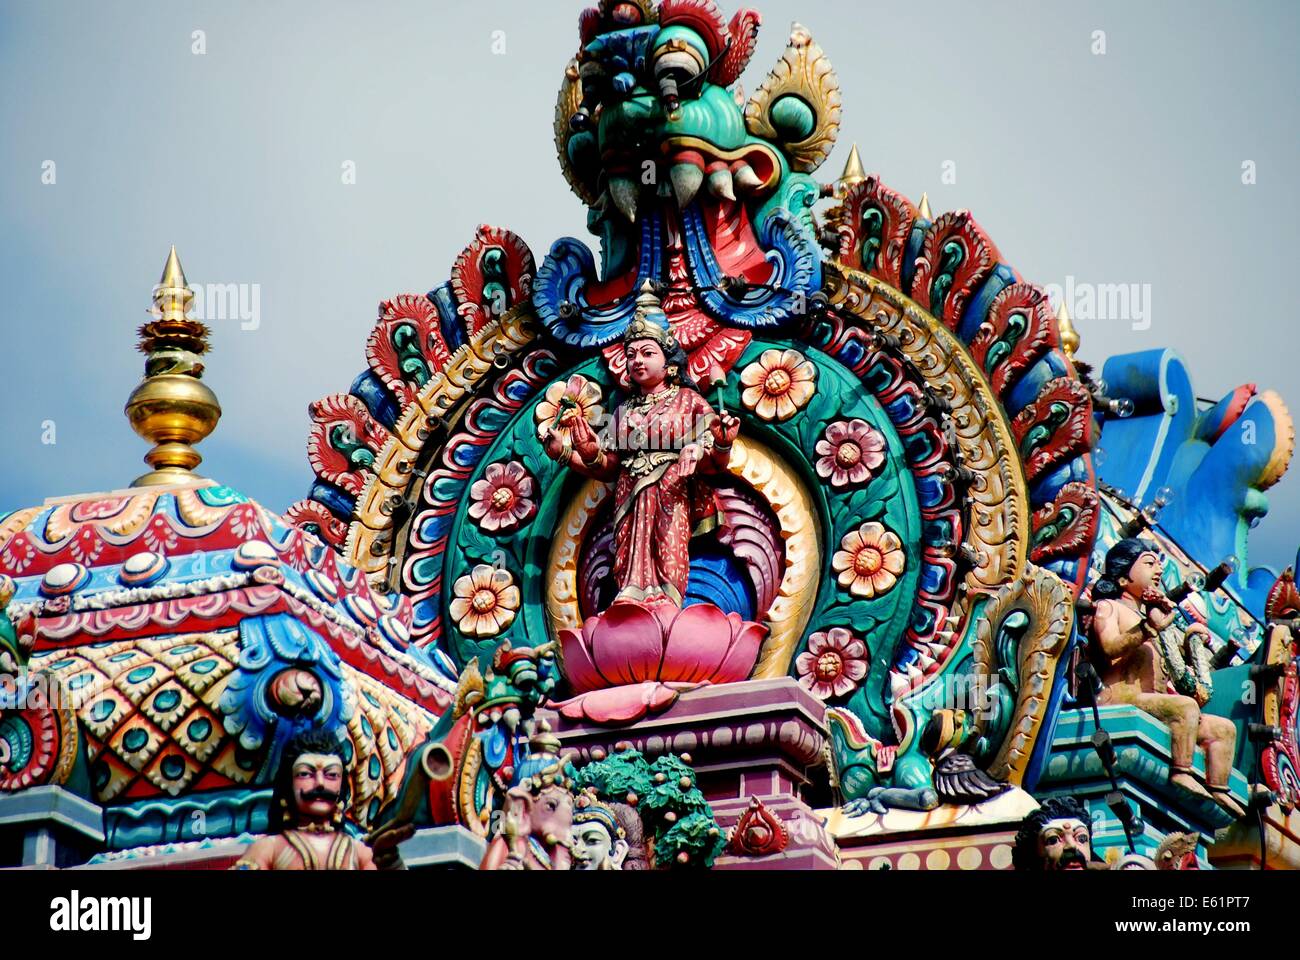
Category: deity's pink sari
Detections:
[{"x1": 607, "y1": 385, "x2": 724, "y2": 605}]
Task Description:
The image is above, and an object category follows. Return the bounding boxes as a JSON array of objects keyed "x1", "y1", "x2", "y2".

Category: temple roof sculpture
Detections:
[{"x1": 0, "y1": 0, "x2": 1296, "y2": 873}]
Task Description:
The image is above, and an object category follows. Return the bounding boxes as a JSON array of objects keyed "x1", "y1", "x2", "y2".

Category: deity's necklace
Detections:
[{"x1": 630, "y1": 384, "x2": 678, "y2": 413}]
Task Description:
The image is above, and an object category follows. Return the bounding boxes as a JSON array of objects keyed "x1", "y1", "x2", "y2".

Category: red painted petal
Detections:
[
  {"x1": 715, "y1": 615, "x2": 765, "y2": 682},
  {"x1": 590, "y1": 601, "x2": 666, "y2": 685},
  {"x1": 552, "y1": 682, "x2": 681, "y2": 724},
  {"x1": 661, "y1": 602, "x2": 732, "y2": 683},
  {"x1": 558, "y1": 624, "x2": 605, "y2": 693}
]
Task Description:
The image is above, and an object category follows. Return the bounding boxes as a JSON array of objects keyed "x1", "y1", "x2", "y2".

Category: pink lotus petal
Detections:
[
  {"x1": 558, "y1": 623, "x2": 606, "y2": 693},
  {"x1": 795, "y1": 652, "x2": 816, "y2": 676},
  {"x1": 662, "y1": 603, "x2": 732, "y2": 683},
  {"x1": 552, "y1": 682, "x2": 682, "y2": 725},
  {"x1": 715, "y1": 615, "x2": 765, "y2": 682},
  {"x1": 843, "y1": 659, "x2": 867, "y2": 682},
  {"x1": 807, "y1": 630, "x2": 831, "y2": 655},
  {"x1": 590, "y1": 601, "x2": 665, "y2": 686},
  {"x1": 831, "y1": 675, "x2": 856, "y2": 698}
]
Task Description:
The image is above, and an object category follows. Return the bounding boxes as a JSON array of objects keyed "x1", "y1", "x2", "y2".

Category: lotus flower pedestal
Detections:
[
  {"x1": 541, "y1": 677, "x2": 840, "y2": 870},
  {"x1": 554, "y1": 600, "x2": 767, "y2": 725}
]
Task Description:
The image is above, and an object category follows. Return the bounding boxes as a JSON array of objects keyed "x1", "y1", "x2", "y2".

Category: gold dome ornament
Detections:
[{"x1": 124, "y1": 246, "x2": 222, "y2": 486}]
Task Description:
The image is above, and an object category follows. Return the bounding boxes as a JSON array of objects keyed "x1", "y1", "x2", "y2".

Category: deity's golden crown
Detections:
[{"x1": 623, "y1": 281, "x2": 678, "y2": 352}]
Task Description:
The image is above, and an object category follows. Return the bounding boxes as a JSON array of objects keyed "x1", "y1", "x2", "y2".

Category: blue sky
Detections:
[{"x1": 1, "y1": 0, "x2": 1296, "y2": 573}]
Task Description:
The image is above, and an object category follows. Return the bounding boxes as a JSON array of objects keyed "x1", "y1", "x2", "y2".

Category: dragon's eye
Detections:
[{"x1": 653, "y1": 40, "x2": 704, "y2": 86}]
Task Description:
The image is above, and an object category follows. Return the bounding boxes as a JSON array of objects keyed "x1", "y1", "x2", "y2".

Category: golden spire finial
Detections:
[
  {"x1": 839, "y1": 144, "x2": 866, "y2": 192},
  {"x1": 917, "y1": 192, "x2": 932, "y2": 220},
  {"x1": 124, "y1": 247, "x2": 222, "y2": 487},
  {"x1": 1056, "y1": 300, "x2": 1080, "y2": 359},
  {"x1": 160, "y1": 244, "x2": 185, "y2": 290}
]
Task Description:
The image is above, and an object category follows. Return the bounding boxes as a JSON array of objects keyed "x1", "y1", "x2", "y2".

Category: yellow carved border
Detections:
[
  {"x1": 345, "y1": 305, "x2": 539, "y2": 577},
  {"x1": 825, "y1": 263, "x2": 1029, "y2": 594},
  {"x1": 543, "y1": 436, "x2": 821, "y2": 679}
]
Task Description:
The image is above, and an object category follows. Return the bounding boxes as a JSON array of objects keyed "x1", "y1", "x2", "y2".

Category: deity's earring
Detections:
[{"x1": 667, "y1": 365, "x2": 678, "y2": 381}]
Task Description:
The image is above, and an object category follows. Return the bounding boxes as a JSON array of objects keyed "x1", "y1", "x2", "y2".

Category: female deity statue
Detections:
[
  {"x1": 542, "y1": 286, "x2": 740, "y2": 608},
  {"x1": 1088, "y1": 539, "x2": 1245, "y2": 819}
]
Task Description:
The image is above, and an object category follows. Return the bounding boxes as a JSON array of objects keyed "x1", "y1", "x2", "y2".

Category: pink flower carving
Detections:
[
  {"x1": 815, "y1": 419, "x2": 886, "y2": 488},
  {"x1": 796, "y1": 627, "x2": 868, "y2": 700},
  {"x1": 448, "y1": 564, "x2": 520, "y2": 638},
  {"x1": 832, "y1": 521, "x2": 906, "y2": 598},
  {"x1": 468, "y1": 461, "x2": 536, "y2": 533}
]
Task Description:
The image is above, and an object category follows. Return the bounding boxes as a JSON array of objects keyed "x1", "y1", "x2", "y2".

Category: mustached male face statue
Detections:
[
  {"x1": 292, "y1": 752, "x2": 346, "y2": 825},
  {"x1": 1013, "y1": 796, "x2": 1095, "y2": 871},
  {"x1": 1037, "y1": 816, "x2": 1092, "y2": 871}
]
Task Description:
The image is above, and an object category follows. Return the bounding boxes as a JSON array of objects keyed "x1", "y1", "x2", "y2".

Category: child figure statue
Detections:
[{"x1": 1088, "y1": 539, "x2": 1246, "y2": 819}]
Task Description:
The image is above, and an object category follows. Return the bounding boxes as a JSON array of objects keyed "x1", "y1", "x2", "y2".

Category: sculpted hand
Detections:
[
  {"x1": 570, "y1": 414, "x2": 601, "y2": 464},
  {"x1": 711, "y1": 411, "x2": 740, "y2": 447},
  {"x1": 1147, "y1": 605, "x2": 1176, "y2": 632},
  {"x1": 542, "y1": 428, "x2": 568, "y2": 462},
  {"x1": 678, "y1": 443, "x2": 703, "y2": 477},
  {"x1": 365, "y1": 820, "x2": 415, "y2": 870}
]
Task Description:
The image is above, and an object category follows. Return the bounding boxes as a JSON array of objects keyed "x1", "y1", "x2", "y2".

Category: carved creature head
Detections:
[
  {"x1": 1154, "y1": 831, "x2": 1201, "y2": 870},
  {"x1": 561, "y1": 1, "x2": 822, "y2": 223},
  {"x1": 504, "y1": 781, "x2": 576, "y2": 867}
]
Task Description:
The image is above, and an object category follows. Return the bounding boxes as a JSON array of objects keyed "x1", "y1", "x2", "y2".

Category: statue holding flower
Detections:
[{"x1": 540, "y1": 283, "x2": 740, "y2": 607}]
